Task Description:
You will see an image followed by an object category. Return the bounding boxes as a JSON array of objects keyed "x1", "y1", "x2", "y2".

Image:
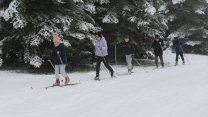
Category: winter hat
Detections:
[{"x1": 96, "y1": 32, "x2": 103, "y2": 38}]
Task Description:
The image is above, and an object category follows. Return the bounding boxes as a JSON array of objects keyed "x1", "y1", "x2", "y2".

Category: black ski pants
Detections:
[
  {"x1": 176, "y1": 52, "x2": 184, "y2": 62},
  {"x1": 96, "y1": 56, "x2": 114, "y2": 77}
]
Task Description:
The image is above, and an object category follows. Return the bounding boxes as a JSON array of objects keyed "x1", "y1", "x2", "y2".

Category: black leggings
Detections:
[
  {"x1": 96, "y1": 56, "x2": 114, "y2": 76},
  {"x1": 176, "y1": 52, "x2": 184, "y2": 62}
]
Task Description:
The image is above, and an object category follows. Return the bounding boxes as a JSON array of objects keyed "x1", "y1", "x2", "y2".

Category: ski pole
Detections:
[
  {"x1": 184, "y1": 54, "x2": 190, "y2": 65},
  {"x1": 132, "y1": 57, "x2": 148, "y2": 73},
  {"x1": 180, "y1": 45, "x2": 190, "y2": 65},
  {"x1": 58, "y1": 53, "x2": 63, "y2": 64},
  {"x1": 101, "y1": 63, "x2": 110, "y2": 74},
  {"x1": 48, "y1": 60, "x2": 55, "y2": 69},
  {"x1": 114, "y1": 40, "x2": 118, "y2": 74},
  {"x1": 99, "y1": 46, "x2": 113, "y2": 75}
]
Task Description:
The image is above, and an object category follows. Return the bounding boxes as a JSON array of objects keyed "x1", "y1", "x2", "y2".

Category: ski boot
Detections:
[
  {"x1": 175, "y1": 61, "x2": 178, "y2": 66},
  {"x1": 65, "y1": 77, "x2": 70, "y2": 85},
  {"x1": 111, "y1": 72, "x2": 116, "y2": 78},
  {"x1": 182, "y1": 60, "x2": 185, "y2": 65},
  {"x1": 128, "y1": 69, "x2": 131, "y2": 74},
  {"x1": 53, "y1": 79, "x2": 60, "y2": 86},
  {"x1": 156, "y1": 64, "x2": 159, "y2": 68},
  {"x1": 94, "y1": 76, "x2": 100, "y2": 80}
]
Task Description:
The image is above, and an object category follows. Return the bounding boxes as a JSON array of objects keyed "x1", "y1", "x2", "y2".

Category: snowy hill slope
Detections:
[{"x1": 0, "y1": 51, "x2": 208, "y2": 117}]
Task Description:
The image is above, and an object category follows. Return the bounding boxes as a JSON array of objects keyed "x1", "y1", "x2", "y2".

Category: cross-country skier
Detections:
[
  {"x1": 172, "y1": 37, "x2": 185, "y2": 65},
  {"x1": 94, "y1": 33, "x2": 115, "y2": 80},
  {"x1": 49, "y1": 32, "x2": 70, "y2": 86},
  {"x1": 152, "y1": 35, "x2": 165, "y2": 68},
  {"x1": 121, "y1": 35, "x2": 134, "y2": 74}
]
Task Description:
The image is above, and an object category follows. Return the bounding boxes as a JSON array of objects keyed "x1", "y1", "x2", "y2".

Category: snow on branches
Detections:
[
  {"x1": 137, "y1": 19, "x2": 150, "y2": 27},
  {"x1": 55, "y1": 0, "x2": 66, "y2": 4},
  {"x1": 69, "y1": 33, "x2": 86, "y2": 40},
  {"x1": 100, "y1": 0, "x2": 110, "y2": 4},
  {"x1": 30, "y1": 56, "x2": 43, "y2": 68},
  {"x1": 27, "y1": 34, "x2": 43, "y2": 46},
  {"x1": 0, "y1": 0, "x2": 27, "y2": 29},
  {"x1": 128, "y1": 16, "x2": 137, "y2": 23},
  {"x1": 76, "y1": 21, "x2": 102, "y2": 33},
  {"x1": 38, "y1": 25, "x2": 54, "y2": 40},
  {"x1": 195, "y1": 9, "x2": 205, "y2": 15},
  {"x1": 172, "y1": 0, "x2": 186, "y2": 5},
  {"x1": 144, "y1": 2, "x2": 156, "y2": 16},
  {"x1": 73, "y1": 0, "x2": 83, "y2": 3},
  {"x1": 85, "y1": 4, "x2": 96, "y2": 14},
  {"x1": 53, "y1": 16, "x2": 73, "y2": 32},
  {"x1": 102, "y1": 13, "x2": 119, "y2": 24}
]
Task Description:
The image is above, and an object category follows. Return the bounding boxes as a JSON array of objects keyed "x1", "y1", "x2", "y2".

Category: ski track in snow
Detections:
[{"x1": 0, "y1": 51, "x2": 208, "y2": 117}]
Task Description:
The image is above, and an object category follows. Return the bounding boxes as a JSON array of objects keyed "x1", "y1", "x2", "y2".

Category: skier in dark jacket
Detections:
[
  {"x1": 172, "y1": 37, "x2": 185, "y2": 65},
  {"x1": 152, "y1": 35, "x2": 165, "y2": 68},
  {"x1": 94, "y1": 33, "x2": 115, "y2": 80},
  {"x1": 49, "y1": 32, "x2": 70, "y2": 86},
  {"x1": 121, "y1": 35, "x2": 134, "y2": 74}
]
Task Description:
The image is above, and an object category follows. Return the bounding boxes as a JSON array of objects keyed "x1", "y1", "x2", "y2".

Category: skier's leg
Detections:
[
  {"x1": 55, "y1": 65, "x2": 60, "y2": 79},
  {"x1": 180, "y1": 52, "x2": 185, "y2": 63},
  {"x1": 130, "y1": 54, "x2": 133, "y2": 71},
  {"x1": 176, "y1": 52, "x2": 179, "y2": 64},
  {"x1": 60, "y1": 64, "x2": 70, "y2": 84},
  {"x1": 102, "y1": 56, "x2": 114, "y2": 76},
  {"x1": 60, "y1": 64, "x2": 67, "y2": 77},
  {"x1": 159, "y1": 55, "x2": 164, "y2": 67},
  {"x1": 54, "y1": 65, "x2": 60, "y2": 86},
  {"x1": 96, "y1": 57, "x2": 102, "y2": 77},
  {"x1": 155, "y1": 55, "x2": 159, "y2": 67},
  {"x1": 126, "y1": 54, "x2": 133, "y2": 72}
]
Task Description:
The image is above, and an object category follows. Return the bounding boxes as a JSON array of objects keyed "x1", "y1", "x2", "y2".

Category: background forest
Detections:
[{"x1": 0, "y1": 0, "x2": 208, "y2": 71}]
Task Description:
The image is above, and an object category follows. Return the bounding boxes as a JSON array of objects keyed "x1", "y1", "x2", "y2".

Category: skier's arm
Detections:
[
  {"x1": 180, "y1": 39, "x2": 185, "y2": 47},
  {"x1": 160, "y1": 40, "x2": 165, "y2": 47},
  {"x1": 51, "y1": 48, "x2": 55, "y2": 63},
  {"x1": 172, "y1": 41, "x2": 176, "y2": 49},
  {"x1": 101, "y1": 39, "x2": 108, "y2": 51},
  {"x1": 58, "y1": 44, "x2": 66, "y2": 56}
]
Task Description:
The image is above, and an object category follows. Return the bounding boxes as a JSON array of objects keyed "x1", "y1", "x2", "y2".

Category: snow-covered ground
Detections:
[{"x1": 0, "y1": 51, "x2": 208, "y2": 117}]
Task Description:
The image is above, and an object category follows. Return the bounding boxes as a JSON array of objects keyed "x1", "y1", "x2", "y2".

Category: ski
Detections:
[
  {"x1": 60, "y1": 83, "x2": 80, "y2": 87},
  {"x1": 45, "y1": 82, "x2": 80, "y2": 89}
]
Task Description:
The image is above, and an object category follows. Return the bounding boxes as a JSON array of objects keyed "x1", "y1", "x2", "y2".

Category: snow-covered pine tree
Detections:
[
  {"x1": 166, "y1": 0, "x2": 208, "y2": 54},
  {"x1": 0, "y1": 0, "x2": 101, "y2": 68},
  {"x1": 89, "y1": 0, "x2": 169, "y2": 60}
]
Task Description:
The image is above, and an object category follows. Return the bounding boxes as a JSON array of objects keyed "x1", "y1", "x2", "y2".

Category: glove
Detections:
[{"x1": 48, "y1": 59, "x2": 52, "y2": 63}]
